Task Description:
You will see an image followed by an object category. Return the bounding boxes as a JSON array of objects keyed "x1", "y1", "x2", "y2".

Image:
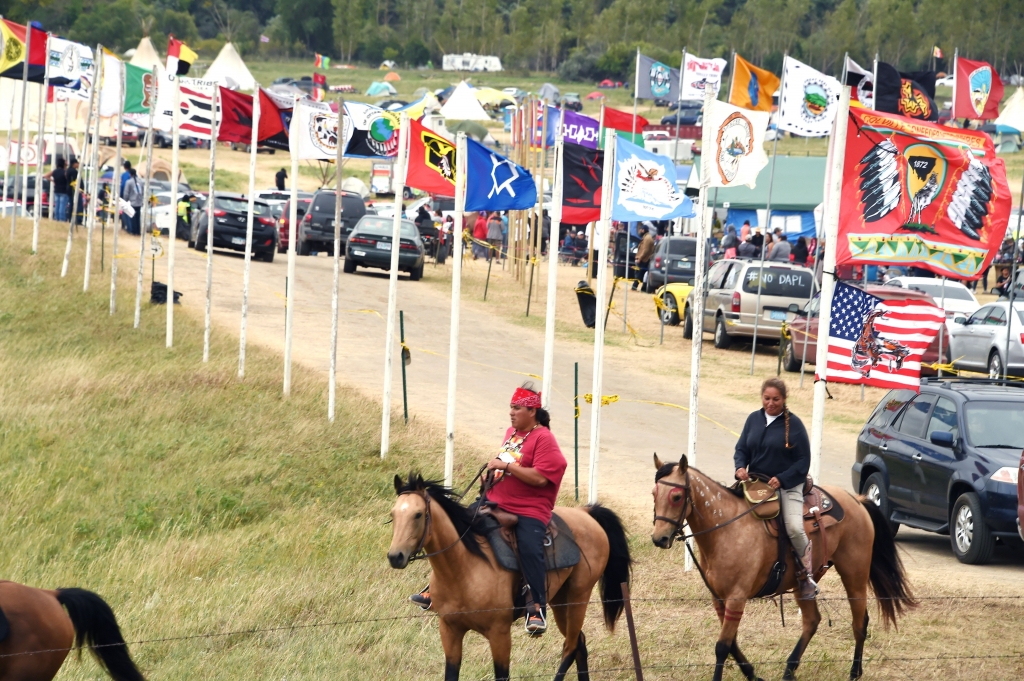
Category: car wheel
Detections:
[
  {"x1": 409, "y1": 263, "x2": 424, "y2": 281},
  {"x1": 260, "y1": 249, "x2": 275, "y2": 263},
  {"x1": 682, "y1": 305, "x2": 694, "y2": 338},
  {"x1": 660, "y1": 294, "x2": 680, "y2": 326},
  {"x1": 988, "y1": 351, "x2": 1004, "y2": 379},
  {"x1": 863, "y1": 472, "x2": 899, "y2": 537},
  {"x1": 298, "y1": 240, "x2": 311, "y2": 256},
  {"x1": 187, "y1": 237, "x2": 195, "y2": 249},
  {"x1": 950, "y1": 492, "x2": 994, "y2": 564},
  {"x1": 782, "y1": 339, "x2": 802, "y2": 373},
  {"x1": 343, "y1": 257, "x2": 356, "y2": 274},
  {"x1": 278, "y1": 244, "x2": 286, "y2": 254},
  {"x1": 713, "y1": 316, "x2": 732, "y2": 349},
  {"x1": 195, "y1": 237, "x2": 206, "y2": 252}
]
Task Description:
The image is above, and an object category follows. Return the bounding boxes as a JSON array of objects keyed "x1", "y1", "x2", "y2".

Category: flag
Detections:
[
  {"x1": 933, "y1": 46, "x2": 943, "y2": 59},
  {"x1": 636, "y1": 53, "x2": 679, "y2": 102},
  {"x1": 681, "y1": 54, "x2": 727, "y2": 100},
  {"x1": 844, "y1": 56, "x2": 874, "y2": 109},
  {"x1": 46, "y1": 36, "x2": 92, "y2": 88},
  {"x1": 124, "y1": 63, "x2": 155, "y2": 113},
  {"x1": 0, "y1": 21, "x2": 27, "y2": 76},
  {"x1": 701, "y1": 99, "x2": 770, "y2": 188},
  {"x1": 531, "y1": 103, "x2": 559, "y2": 149},
  {"x1": 166, "y1": 36, "x2": 197, "y2": 76},
  {"x1": 258, "y1": 88, "x2": 293, "y2": 150},
  {"x1": 0, "y1": 20, "x2": 47, "y2": 81},
  {"x1": 729, "y1": 54, "x2": 780, "y2": 113},
  {"x1": 98, "y1": 49, "x2": 123, "y2": 117},
  {"x1": 260, "y1": 35, "x2": 270, "y2": 44},
  {"x1": 315, "y1": 53, "x2": 331, "y2": 69},
  {"x1": 406, "y1": 118, "x2": 457, "y2": 196},
  {"x1": 217, "y1": 86, "x2": 253, "y2": 144},
  {"x1": 561, "y1": 142, "x2": 604, "y2": 224},
  {"x1": 612, "y1": 136, "x2": 695, "y2": 221},
  {"x1": 559, "y1": 109, "x2": 600, "y2": 149},
  {"x1": 312, "y1": 72, "x2": 327, "y2": 102},
  {"x1": 874, "y1": 62, "x2": 937, "y2": 121},
  {"x1": 343, "y1": 101, "x2": 400, "y2": 158},
  {"x1": 292, "y1": 98, "x2": 349, "y2": 160},
  {"x1": 821, "y1": 282, "x2": 944, "y2": 391},
  {"x1": 777, "y1": 56, "x2": 841, "y2": 138},
  {"x1": 838, "y1": 107, "x2": 1012, "y2": 280},
  {"x1": 953, "y1": 57, "x2": 1003, "y2": 120},
  {"x1": 154, "y1": 74, "x2": 217, "y2": 139},
  {"x1": 602, "y1": 107, "x2": 648, "y2": 133},
  {"x1": 464, "y1": 138, "x2": 536, "y2": 211}
]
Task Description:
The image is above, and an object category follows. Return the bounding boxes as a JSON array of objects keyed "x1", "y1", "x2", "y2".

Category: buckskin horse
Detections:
[
  {"x1": 651, "y1": 454, "x2": 915, "y2": 681},
  {"x1": 0, "y1": 581, "x2": 144, "y2": 680},
  {"x1": 387, "y1": 473, "x2": 631, "y2": 680}
]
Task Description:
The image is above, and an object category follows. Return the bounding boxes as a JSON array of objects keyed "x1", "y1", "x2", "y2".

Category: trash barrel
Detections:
[
  {"x1": 150, "y1": 281, "x2": 182, "y2": 305},
  {"x1": 575, "y1": 280, "x2": 597, "y2": 328}
]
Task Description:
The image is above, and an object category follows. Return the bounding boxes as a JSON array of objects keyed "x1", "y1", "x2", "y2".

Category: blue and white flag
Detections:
[
  {"x1": 464, "y1": 138, "x2": 537, "y2": 212},
  {"x1": 611, "y1": 137, "x2": 695, "y2": 221}
]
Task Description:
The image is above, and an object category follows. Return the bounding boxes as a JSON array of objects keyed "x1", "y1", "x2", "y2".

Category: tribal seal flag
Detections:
[
  {"x1": 293, "y1": 99, "x2": 353, "y2": 161},
  {"x1": 648, "y1": 61, "x2": 672, "y2": 98},
  {"x1": 343, "y1": 101, "x2": 400, "y2": 158},
  {"x1": 308, "y1": 111, "x2": 337, "y2": 155},
  {"x1": 838, "y1": 107, "x2": 1011, "y2": 280},
  {"x1": 611, "y1": 137, "x2": 695, "y2": 222},
  {"x1": 702, "y1": 99, "x2": 769, "y2": 189},
  {"x1": 953, "y1": 57, "x2": 1004, "y2": 121},
  {"x1": 636, "y1": 53, "x2": 680, "y2": 102},
  {"x1": 778, "y1": 56, "x2": 840, "y2": 137}
]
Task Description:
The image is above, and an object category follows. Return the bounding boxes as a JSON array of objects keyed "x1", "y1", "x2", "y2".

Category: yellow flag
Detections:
[
  {"x1": 729, "y1": 54, "x2": 781, "y2": 113},
  {"x1": 0, "y1": 21, "x2": 27, "y2": 74}
]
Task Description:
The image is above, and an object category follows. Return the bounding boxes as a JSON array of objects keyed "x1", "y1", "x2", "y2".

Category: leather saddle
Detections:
[{"x1": 476, "y1": 503, "x2": 580, "y2": 573}]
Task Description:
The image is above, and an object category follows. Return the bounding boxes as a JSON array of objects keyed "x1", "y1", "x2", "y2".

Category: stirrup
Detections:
[
  {"x1": 409, "y1": 586, "x2": 431, "y2": 610},
  {"x1": 525, "y1": 609, "x2": 547, "y2": 636}
]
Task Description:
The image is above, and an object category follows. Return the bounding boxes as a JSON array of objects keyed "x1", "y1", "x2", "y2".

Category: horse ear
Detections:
[
  {"x1": 653, "y1": 452, "x2": 664, "y2": 470},
  {"x1": 394, "y1": 475, "x2": 403, "y2": 494},
  {"x1": 678, "y1": 454, "x2": 688, "y2": 474}
]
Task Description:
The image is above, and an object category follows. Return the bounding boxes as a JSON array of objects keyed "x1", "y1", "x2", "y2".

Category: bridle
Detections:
[
  {"x1": 398, "y1": 467, "x2": 490, "y2": 563},
  {"x1": 653, "y1": 471, "x2": 693, "y2": 539}
]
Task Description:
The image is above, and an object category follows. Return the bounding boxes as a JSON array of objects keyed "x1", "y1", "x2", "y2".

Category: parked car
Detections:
[
  {"x1": 660, "y1": 101, "x2": 703, "y2": 126},
  {"x1": 343, "y1": 216, "x2": 425, "y2": 279},
  {"x1": 683, "y1": 259, "x2": 814, "y2": 346},
  {"x1": 645, "y1": 236, "x2": 698, "y2": 292},
  {"x1": 852, "y1": 377, "x2": 1024, "y2": 564},
  {"x1": 948, "y1": 301, "x2": 1024, "y2": 377},
  {"x1": 561, "y1": 93, "x2": 583, "y2": 112},
  {"x1": 653, "y1": 282, "x2": 694, "y2": 325},
  {"x1": 190, "y1": 192, "x2": 277, "y2": 262},
  {"x1": 301, "y1": 189, "x2": 368, "y2": 255},
  {"x1": 883, "y1": 277, "x2": 980, "y2": 323},
  {"x1": 2, "y1": 175, "x2": 50, "y2": 215},
  {"x1": 277, "y1": 197, "x2": 312, "y2": 253},
  {"x1": 257, "y1": 189, "x2": 313, "y2": 208},
  {"x1": 101, "y1": 123, "x2": 138, "y2": 147}
]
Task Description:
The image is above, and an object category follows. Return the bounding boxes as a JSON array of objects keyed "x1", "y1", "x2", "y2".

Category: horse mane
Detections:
[
  {"x1": 396, "y1": 473, "x2": 488, "y2": 560},
  {"x1": 655, "y1": 462, "x2": 733, "y2": 494}
]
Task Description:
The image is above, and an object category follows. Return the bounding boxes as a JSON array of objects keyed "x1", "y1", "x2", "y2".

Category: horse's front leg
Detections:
[
  {"x1": 486, "y1": 623, "x2": 512, "y2": 681},
  {"x1": 783, "y1": 597, "x2": 822, "y2": 681},
  {"x1": 440, "y1": 619, "x2": 467, "y2": 681},
  {"x1": 712, "y1": 596, "x2": 747, "y2": 681}
]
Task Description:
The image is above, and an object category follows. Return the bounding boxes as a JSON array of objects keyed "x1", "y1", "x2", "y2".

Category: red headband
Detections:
[{"x1": 511, "y1": 387, "x2": 542, "y2": 409}]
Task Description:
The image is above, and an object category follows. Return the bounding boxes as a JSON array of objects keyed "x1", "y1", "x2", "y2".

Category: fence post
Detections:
[
  {"x1": 400, "y1": 310, "x2": 409, "y2": 424},
  {"x1": 621, "y1": 582, "x2": 644, "y2": 680},
  {"x1": 574, "y1": 361, "x2": 579, "y2": 501}
]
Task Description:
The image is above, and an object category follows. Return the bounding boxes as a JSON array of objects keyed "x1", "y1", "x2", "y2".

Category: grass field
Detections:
[{"x1": 1, "y1": 221, "x2": 1023, "y2": 679}]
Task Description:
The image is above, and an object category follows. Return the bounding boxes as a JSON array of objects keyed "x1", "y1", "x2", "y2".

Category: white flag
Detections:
[
  {"x1": 702, "y1": 99, "x2": 770, "y2": 189},
  {"x1": 154, "y1": 74, "x2": 217, "y2": 139},
  {"x1": 777, "y1": 56, "x2": 841, "y2": 138},
  {"x1": 292, "y1": 99, "x2": 353, "y2": 160},
  {"x1": 681, "y1": 54, "x2": 727, "y2": 101},
  {"x1": 98, "y1": 50, "x2": 123, "y2": 117},
  {"x1": 46, "y1": 37, "x2": 93, "y2": 89}
]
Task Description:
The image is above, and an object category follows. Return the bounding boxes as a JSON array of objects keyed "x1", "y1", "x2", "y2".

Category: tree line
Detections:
[{"x1": 1, "y1": 0, "x2": 1021, "y2": 82}]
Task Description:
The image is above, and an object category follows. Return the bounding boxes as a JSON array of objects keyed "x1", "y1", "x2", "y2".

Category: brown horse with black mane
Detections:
[
  {"x1": 0, "y1": 581, "x2": 144, "y2": 681},
  {"x1": 387, "y1": 473, "x2": 632, "y2": 681},
  {"x1": 651, "y1": 454, "x2": 916, "y2": 681}
]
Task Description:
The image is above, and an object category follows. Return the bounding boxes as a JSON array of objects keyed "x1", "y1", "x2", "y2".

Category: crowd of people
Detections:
[{"x1": 40, "y1": 157, "x2": 146, "y2": 235}]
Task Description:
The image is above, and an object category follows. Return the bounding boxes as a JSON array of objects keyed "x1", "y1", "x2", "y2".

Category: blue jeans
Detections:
[{"x1": 54, "y1": 193, "x2": 69, "y2": 222}]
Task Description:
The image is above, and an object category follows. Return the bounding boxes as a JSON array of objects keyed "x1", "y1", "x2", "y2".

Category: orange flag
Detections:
[{"x1": 729, "y1": 54, "x2": 781, "y2": 113}]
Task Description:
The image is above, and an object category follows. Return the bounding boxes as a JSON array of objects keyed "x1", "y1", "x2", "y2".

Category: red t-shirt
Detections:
[
  {"x1": 473, "y1": 215, "x2": 489, "y2": 241},
  {"x1": 487, "y1": 427, "x2": 567, "y2": 524}
]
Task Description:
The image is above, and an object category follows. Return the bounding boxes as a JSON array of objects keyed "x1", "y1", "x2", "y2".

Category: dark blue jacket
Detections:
[{"x1": 733, "y1": 409, "x2": 811, "y2": 490}]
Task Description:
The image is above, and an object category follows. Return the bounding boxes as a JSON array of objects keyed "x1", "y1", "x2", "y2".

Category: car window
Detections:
[
  {"x1": 894, "y1": 394, "x2": 937, "y2": 439},
  {"x1": 868, "y1": 389, "x2": 917, "y2": 428},
  {"x1": 925, "y1": 397, "x2": 958, "y2": 441},
  {"x1": 215, "y1": 197, "x2": 270, "y2": 216},
  {"x1": 1017, "y1": 308, "x2": 1024, "y2": 325},
  {"x1": 967, "y1": 306, "x2": 990, "y2": 325},
  {"x1": 355, "y1": 217, "x2": 418, "y2": 238},
  {"x1": 724, "y1": 264, "x2": 741, "y2": 289},
  {"x1": 904, "y1": 282, "x2": 975, "y2": 301},
  {"x1": 666, "y1": 239, "x2": 697, "y2": 256},
  {"x1": 984, "y1": 307, "x2": 1006, "y2": 325},
  {"x1": 741, "y1": 267, "x2": 812, "y2": 297},
  {"x1": 805, "y1": 296, "x2": 820, "y2": 315},
  {"x1": 707, "y1": 261, "x2": 730, "y2": 289},
  {"x1": 963, "y1": 401, "x2": 1024, "y2": 448}
]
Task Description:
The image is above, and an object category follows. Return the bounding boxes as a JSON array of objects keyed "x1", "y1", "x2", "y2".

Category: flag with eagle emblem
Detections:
[
  {"x1": 837, "y1": 108, "x2": 1011, "y2": 280},
  {"x1": 406, "y1": 118, "x2": 457, "y2": 197}
]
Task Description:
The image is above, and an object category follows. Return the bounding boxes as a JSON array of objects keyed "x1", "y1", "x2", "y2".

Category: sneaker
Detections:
[
  {"x1": 409, "y1": 587, "x2": 431, "y2": 610},
  {"x1": 525, "y1": 610, "x2": 547, "y2": 635}
]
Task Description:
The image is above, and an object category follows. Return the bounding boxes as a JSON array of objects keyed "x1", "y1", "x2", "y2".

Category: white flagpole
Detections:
[
  {"x1": 10, "y1": 22, "x2": 31, "y2": 239},
  {"x1": 952, "y1": 48, "x2": 959, "y2": 120},
  {"x1": 2, "y1": 79, "x2": 15, "y2": 220},
  {"x1": 239, "y1": 85, "x2": 261, "y2": 377},
  {"x1": 203, "y1": 85, "x2": 219, "y2": 362},
  {"x1": 33, "y1": 35, "x2": 50, "y2": 253},
  {"x1": 62, "y1": 48, "x2": 98, "y2": 278},
  {"x1": 380, "y1": 113, "x2": 410, "y2": 458},
  {"x1": 542, "y1": 127, "x2": 564, "y2": 408},
  {"x1": 588, "y1": 126, "x2": 617, "y2": 504},
  {"x1": 109, "y1": 56, "x2": 124, "y2": 314},
  {"x1": 809, "y1": 86, "x2": 851, "y2": 483},
  {"x1": 83, "y1": 48, "x2": 103, "y2": 292},
  {"x1": 675, "y1": 48, "x2": 687, "y2": 161},
  {"x1": 329, "y1": 101, "x2": 346, "y2": 422},
  {"x1": 135, "y1": 89, "x2": 157, "y2": 329},
  {"x1": 49, "y1": 92, "x2": 60, "y2": 222},
  {"x1": 728, "y1": 51, "x2": 737, "y2": 106},
  {"x1": 165, "y1": 74, "x2": 181, "y2": 346},
  {"x1": 872, "y1": 54, "x2": 878, "y2": 111},
  {"x1": 284, "y1": 95, "x2": 302, "y2": 395},
  {"x1": 748, "y1": 52, "x2": 787, "y2": 374},
  {"x1": 444, "y1": 132, "x2": 469, "y2": 487}
]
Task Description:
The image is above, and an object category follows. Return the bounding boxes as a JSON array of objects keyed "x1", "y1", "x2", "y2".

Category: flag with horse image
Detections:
[
  {"x1": 953, "y1": 57, "x2": 1003, "y2": 121},
  {"x1": 611, "y1": 136, "x2": 694, "y2": 221},
  {"x1": 701, "y1": 99, "x2": 770, "y2": 189},
  {"x1": 838, "y1": 107, "x2": 1011, "y2": 279},
  {"x1": 819, "y1": 282, "x2": 944, "y2": 390},
  {"x1": 778, "y1": 56, "x2": 841, "y2": 138},
  {"x1": 729, "y1": 54, "x2": 780, "y2": 113}
]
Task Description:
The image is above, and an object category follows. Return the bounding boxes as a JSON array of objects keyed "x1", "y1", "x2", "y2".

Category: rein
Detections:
[
  {"x1": 405, "y1": 468, "x2": 492, "y2": 563},
  {"x1": 654, "y1": 474, "x2": 773, "y2": 541}
]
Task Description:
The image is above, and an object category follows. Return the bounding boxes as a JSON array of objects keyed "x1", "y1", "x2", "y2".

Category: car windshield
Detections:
[
  {"x1": 904, "y1": 282, "x2": 975, "y2": 302},
  {"x1": 667, "y1": 239, "x2": 697, "y2": 256},
  {"x1": 963, "y1": 401, "x2": 1024, "y2": 448},
  {"x1": 355, "y1": 217, "x2": 418, "y2": 238},
  {"x1": 215, "y1": 197, "x2": 271, "y2": 216},
  {"x1": 741, "y1": 267, "x2": 813, "y2": 297}
]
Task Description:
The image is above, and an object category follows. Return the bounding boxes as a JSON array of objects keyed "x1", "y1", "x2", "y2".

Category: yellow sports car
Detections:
[{"x1": 653, "y1": 282, "x2": 694, "y2": 327}]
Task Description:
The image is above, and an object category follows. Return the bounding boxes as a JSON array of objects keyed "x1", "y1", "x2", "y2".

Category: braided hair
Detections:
[{"x1": 761, "y1": 377, "x2": 792, "y2": 448}]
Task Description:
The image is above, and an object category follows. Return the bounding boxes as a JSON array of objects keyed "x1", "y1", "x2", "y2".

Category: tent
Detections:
[
  {"x1": 538, "y1": 83, "x2": 560, "y2": 103},
  {"x1": 203, "y1": 42, "x2": 256, "y2": 91},
  {"x1": 995, "y1": 88, "x2": 1024, "y2": 133},
  {"x1": 439, "y1": 81, "x2": 491, "y2": 121},
  {"x1": 129, "y1": 37, "x2": 162, "y2": 72},
  {"x1": 366, "y1": 81, "x2": 398, "y2": 96},
  {"x1": 398, "y1": 92, "x2": 441, "y2": 119},
  {"x1": 585, "y1": 91, "x2": 603, "y2": 100},
  {"x1": 383, "y1": 71, "x2": 401, "y2": 82},
  {"x1": 447, "y1": 120, "x2": 495, "y2": 143},
  {"x1": 472, "y1": 87, "x2": 509, "y2": 106},
  {"x1": 342, "y1": 176, "x2": 370, "y2": 198}
]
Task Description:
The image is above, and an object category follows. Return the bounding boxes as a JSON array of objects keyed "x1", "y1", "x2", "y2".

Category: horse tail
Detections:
[
  {"x1": 585, "y1": 503, "x2": 633, "y2": 631},
  {"x1": 861, "y1": 500, "x2": 917, "y2": 629},
  {"x1": 56, "y1": 588, "x2": 146, "y2": 681}
]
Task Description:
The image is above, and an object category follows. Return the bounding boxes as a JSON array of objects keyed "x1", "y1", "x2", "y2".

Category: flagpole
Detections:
[
  {"x1": 1004, "y1": 175, "x2": 1023, "y2": 381},
  {"x1": 728, "y1": 51, "x2": 736, "y2": 106},
  {"x1": 2, "y1": 76, "x2": 15, "y2": 221},
  {"x1": 675, "y1": 47, "x2": 687, "y2": 162},
  {"x1": 588, "y1": 126, "x2": 617, "y2": 504},
  {"x1": 542, "y1": 126, "x2": 564, "y2": 408},
  {"x1": 748, "y1": 52, "x2": 788, "y2": 375},
  {"x1": 329, "y1": 101, "x2": 346, "y2": 422},
  {"x1": 109, "y1": 56, "x2": 123, "y2": 314},
  {"x1": 62, "y1": 46, "x2": 99, "y2": 278},
  {"x1": 444, "y1": 131, "x2": 468, "y2": 487},
  {"x1": 48, "y1": 88, "x2": 58, "y2": 222},
  {"x1": 952, "y1": 48, "x2": 959, "y2": 121},
  {"x1": 10, "y1": 21, "x2": 31, "y2": 240},
  {"x1": 872, "y1": 54, "x2": 878, "y2": 110},
  {"x1": 632, "y1": 46, "x2": 641, "y2": 141},
  {"x1": 239, "y1": 85, "x2": 261, "y2": 378},
  {"x1": 284, "y1": 95, "x2": 302, "y2": 395},
  {"x1": 166, "y1": 73, "x2": 181, "y2": 346},
  {"x1": 58, "y1": 96, "x2": 67, "y2": 220},
  {"x1": 83, "y1": 47, "x2": 103, "y2": 292},
  {"x1": 810, "y1": 85, "x2": 851, "y2": 483},
  {"x1": 203, "y1": 85, "x2": 219, "y2": 362},
  {"x1": 380, "y1": 113, "x2": 410, "y2": 459},
  {"x1": 33, "y1": 35, "x2": 50, "y2": 253},
  {"x1": 135, "y1": 83, "x2": 157, "y2": 329}
]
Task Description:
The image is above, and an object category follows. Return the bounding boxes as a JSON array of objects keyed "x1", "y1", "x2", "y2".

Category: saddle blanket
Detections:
[{"x1": 479, "y1": 512, "x2": 580, "y2": 573}]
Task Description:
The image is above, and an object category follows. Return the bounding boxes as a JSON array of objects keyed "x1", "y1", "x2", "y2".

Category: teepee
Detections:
[
  {"x1": 129, "y1": 37, "x2": 162, "y2": 71},
  {"x1": 203, "y1": 42, "x2": 256, "y2": 91},
  {"x1": 439, "y1": 81, "x2": 491, "y2": 121}
]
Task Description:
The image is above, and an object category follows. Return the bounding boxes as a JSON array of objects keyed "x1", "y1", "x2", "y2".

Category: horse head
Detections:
[
  {"x1": 651, "y1": 453, "x2": 690, "y2": 549},
  {"x1": 388, "y1": 473, "x2": 431, "y2": 569}
]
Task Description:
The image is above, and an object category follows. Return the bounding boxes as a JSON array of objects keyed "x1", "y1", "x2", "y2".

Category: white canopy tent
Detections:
[
  {"x1": 995, "y1": 87, "x2": 1024, "y2": 133},
  {"x1": 129, "y1": 37, "x2": 162, "y2": 72},
  {"x1": 202, "y1": 42, "x2": 256, "y2": 91},
  {"x1": 439, "y1": 81, "x2": 491, "y2": 121}
]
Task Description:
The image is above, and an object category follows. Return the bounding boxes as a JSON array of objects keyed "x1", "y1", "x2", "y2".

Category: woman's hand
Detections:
[
  {"x1": 767, "y1": 477, "x2": 781, "y2": 490},
  {"x1": 487, "y1": 458, "x2": 508, "y2": 472},
  {"x1": 735, "y1": 468, "x2": 749, "y2": 481}
]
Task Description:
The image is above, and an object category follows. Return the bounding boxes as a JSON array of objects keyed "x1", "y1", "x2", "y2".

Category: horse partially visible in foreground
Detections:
[
  {"x1": 387, "y1": 473, "x2": 632, "y2": 680},
  {"x1": 0, "y1": 581, "x2": 145, "y2": 681}
]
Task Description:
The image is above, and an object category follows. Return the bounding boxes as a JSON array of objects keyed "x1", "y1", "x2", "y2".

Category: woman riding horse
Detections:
[
  {"x1": 412, "y1": 384, "x2": 567, "y2": 635},
  {"x1": 734, "y1": 377, "x2": 817, "y2": 600}
]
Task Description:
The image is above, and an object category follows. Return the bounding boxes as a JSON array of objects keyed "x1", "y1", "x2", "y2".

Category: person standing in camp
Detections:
[
  {"x1": 633, "y1": 225, "x2": 654, "y2": 290},
  {"x1": 123, "y1": 169, "x2": 144, "y2": 235},
  {"x1": 769, "y1": 234, "x2": 791, "y2": 262},
  {"x1": 43, "y1": 158, "x2": 69, "y2": 222},
  {"x1": 791, "y1": 236, "x2": 809, "y2": 267},
  {"x1": 486, "y1": 211, "x2": 504, "y2": 261},
  {"x1": 275, "y1": 168, "x2": 287, "y2": 191},
  {"x1": 472, "y1": 211, "x2": 489, "y2": 260},
  {"x1": 740, "y1": 220, "x2": 751, "y2": 242}
]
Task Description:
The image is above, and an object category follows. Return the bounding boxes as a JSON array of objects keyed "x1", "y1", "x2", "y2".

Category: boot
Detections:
[{"x1": 797, "y1": 542, "x2": 819, "y2": 600}]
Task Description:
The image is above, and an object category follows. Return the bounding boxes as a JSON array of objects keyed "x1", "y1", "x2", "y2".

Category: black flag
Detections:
[{"x1": 561, "y1": 142, "x2": 604, "y2": 224}]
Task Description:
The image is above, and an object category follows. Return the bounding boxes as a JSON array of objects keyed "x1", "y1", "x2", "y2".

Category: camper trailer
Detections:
[{"x1": 442, "y1": 53, "x2": 503, "y2": 72}]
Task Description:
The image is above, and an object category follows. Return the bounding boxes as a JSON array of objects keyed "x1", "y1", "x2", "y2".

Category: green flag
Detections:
[{"x1": 124, "y1": 63, "x2": 155, "y2": 114}]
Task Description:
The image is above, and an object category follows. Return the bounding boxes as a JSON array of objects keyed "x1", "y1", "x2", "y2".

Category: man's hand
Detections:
[
  {"x1": 487, "y1": 458, "x2": 507, "y2": 472},
  {"x1": 735, "y1": 468, "x2": 749, "y2": 481},
  {"x1": 767, "y1": 477, "x2": 781, "y2": 490}
]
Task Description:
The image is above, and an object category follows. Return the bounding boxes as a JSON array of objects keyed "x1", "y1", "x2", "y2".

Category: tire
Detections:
[
  {"x1": 682, "y1": 306, "x2": 693, "y2": 338},
  {"x1": 277, "y1": 244, "x2": 286, "y2": 254},
  {"x1": 862, "y1": 472, "x2": 900, "y2": 537},
  {"x1": 660, "y1": 294, "x2": 680, "y2": 326},
  {"x1": 343, "y1": 257, "x2": 356, "y2": 274},
  {"x1": 951, "y1": 492, "x2": 995, "y2": 564},
  {"x1": 713, "y1": 316, "x2": 732, "y2": 349},
  {"x1": 782, "y1": 339, "x2": 802, "y2": 373},
  {"x1": 259, "y1": 249, "x2": 275, "y2": 263},
  {"x1": 988, "y1": 351, "x2": 1004, "y2": 379},
  {"x1": 187, "y1": 238, "x2": 195, "y2": 249},
  {"x1": 298, "y1": 240, "x2": 311, "y2": 256},
  {"x1": 409, "y1": 263, "x2": 424, "y2": 281}
]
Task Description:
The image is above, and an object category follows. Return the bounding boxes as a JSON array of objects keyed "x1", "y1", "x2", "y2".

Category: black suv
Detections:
[
  {"x1": 300, "y1": 190, "x2": 367, "y2": 256},
  {"x1": 191, "y1": 193, "x2": 278, "y2": 262},
  {"x1": 852, "y1": 378, "x2": 1024, "y2": 564}
]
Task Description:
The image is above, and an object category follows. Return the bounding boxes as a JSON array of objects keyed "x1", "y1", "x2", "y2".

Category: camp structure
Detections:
[
  {"x1": 383, "y1": 71, "x2": 401, "y2": 82},
  {"x1": 367, "y1": 81, "x2": 398, "y2": 97},
  {"x1": 203, "y1": 42, "x2": 256, "y2": 91},
  {"x1": 129, "y1": 37, "x2": 162, "y2": 71},
  {"x1": 439, "y1": 81, "x2": 490, "y2": 121},
  {"x1": 442, "y1": 53, "x2": 502, "y2": 72}
]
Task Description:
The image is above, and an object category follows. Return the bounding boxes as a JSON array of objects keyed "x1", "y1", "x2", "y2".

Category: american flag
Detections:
[{"x1": 821, "y1": 282, "x2": 944, "y2": 391}]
